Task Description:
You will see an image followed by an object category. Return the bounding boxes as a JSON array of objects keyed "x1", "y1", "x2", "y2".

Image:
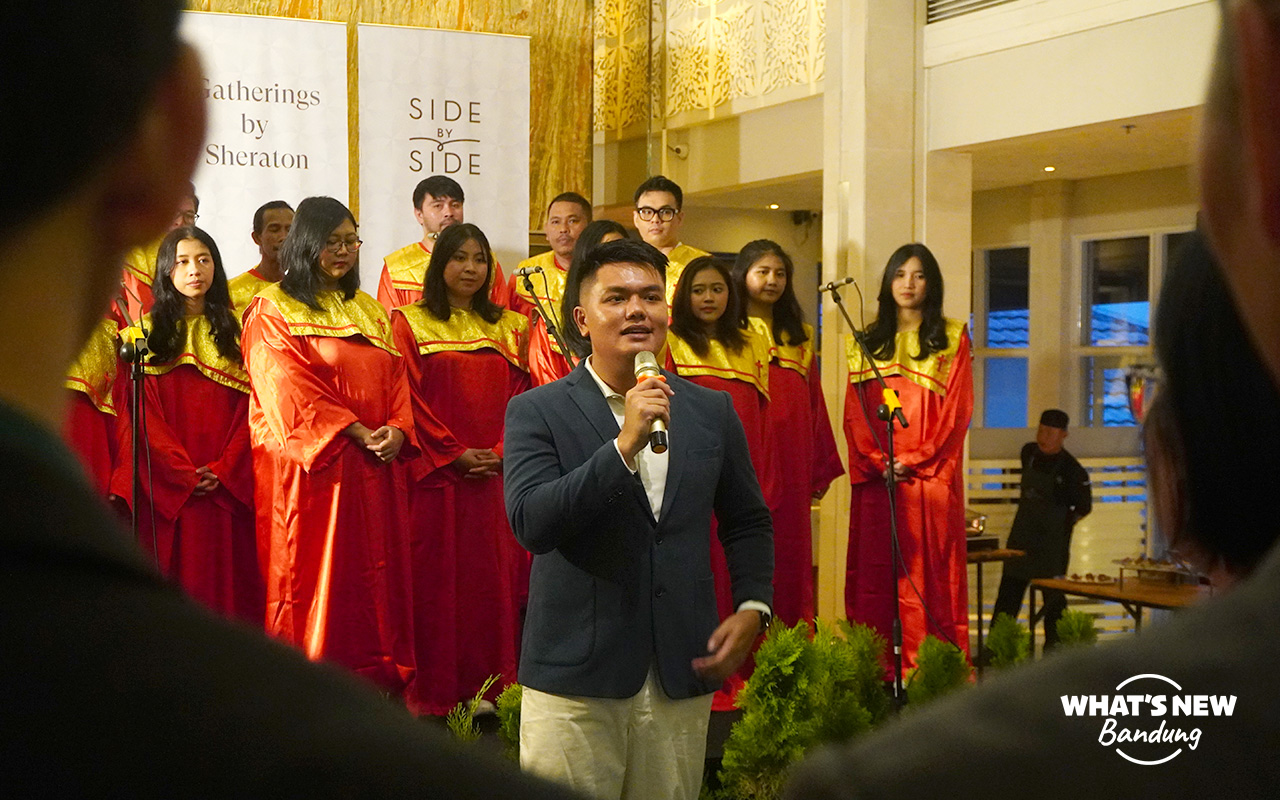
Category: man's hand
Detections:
[
  {"x1": 616, "y1": 375, "x2": 673, "y2": 466},
  {"x1": 453, "y1": 448, "x2": 501, "y2": 478},
  {"x1": 368, "y1": 426, "x2": 406, "y2": 463},
  {"x1": 193, "y1": 465, "x2": 219, "y2": 496},
  {"x1": 692, "y1": 609, "x2": 761, "y2": 682}
]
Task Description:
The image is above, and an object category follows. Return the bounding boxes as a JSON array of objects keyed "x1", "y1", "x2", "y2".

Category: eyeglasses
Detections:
[
  {"x1": 635, "y1": 206, "x2": 678, "y2": 222},
  {"x1": 176, "y1": 212, "x2": 199, "y2": 224},
  {"x1": 325, "y1": 237, "x2": 363, "y2": 253}
]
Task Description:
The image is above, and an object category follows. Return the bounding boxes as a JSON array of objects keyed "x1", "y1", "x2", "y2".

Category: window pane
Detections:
[
  {"x1": 1083, "y1": 237, "x2": 1150, "y2": 346},
  {"x1": 1081, "y1": 356, "x2": 1138, "y2": 427},
  {"x1": 984, "y1": 247, "x2": 1029, "y2": 348},
  {"x1": 983, "y1": 357, "x2": 1028, "y2": 428}
]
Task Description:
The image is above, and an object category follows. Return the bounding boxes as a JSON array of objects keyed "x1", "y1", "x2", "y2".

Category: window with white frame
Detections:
[{"x1": 972, "y1": 246, "x2": 1029, "y2": 428}]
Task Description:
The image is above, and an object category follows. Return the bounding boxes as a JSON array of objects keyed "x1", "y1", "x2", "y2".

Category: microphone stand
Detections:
[
  {"x1": 117, "y1": 316, "x2": 153, "y2": 556},
  {"x1": 520, "y1": 271, "x2": 578, "y2": 371},
  {"x1": 825, "y1": 282, "x2": 910, "y2": 711}
]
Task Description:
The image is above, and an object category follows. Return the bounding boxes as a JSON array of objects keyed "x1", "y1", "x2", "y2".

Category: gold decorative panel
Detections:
[
  {"x1": 192, "y1": 0, "x2": 592, "y2": 230},
  {"x1": 594, "y1": 0, "x2": 824, "y2": 134}
]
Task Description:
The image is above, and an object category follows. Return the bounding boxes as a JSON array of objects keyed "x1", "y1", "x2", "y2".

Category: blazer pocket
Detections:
[
  {"x1": 526, "y1": 573, "x2": 596, "y2": 667},
  {"x1": 687, "y1": 446, "x2": 722, "y2": 462}
]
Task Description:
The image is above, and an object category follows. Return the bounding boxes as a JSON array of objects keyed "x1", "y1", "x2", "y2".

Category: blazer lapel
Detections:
[
  {"x1": 658, "y1": 370, "x2": 690, "y2": 523},
  {"x1": 566, "y1": 364, "x2": 621, "y2": 445}
]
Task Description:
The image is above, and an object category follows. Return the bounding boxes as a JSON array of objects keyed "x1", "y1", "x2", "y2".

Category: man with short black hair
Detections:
[
  {"x1": 504, "y1": 238, "x2": 774, "y2": 800},
  {"x1": 377, "y1": 175, "x2": 507, "y2": 310},
  {"x1": 509, "y1": 191, "x2": 592, "y2": 385},
  {"x1": 989, "y1": 409, "x2": 1092, "y2": 651},
  {"x1": 229, "y1": 199, "x2": 294, "y2": 317},
  {"x1": 0, "y1": 2, "x2": 579, "y2": 796},
  {"x1": 632, "y1": 175, "x2": 709, "y2": 303}
]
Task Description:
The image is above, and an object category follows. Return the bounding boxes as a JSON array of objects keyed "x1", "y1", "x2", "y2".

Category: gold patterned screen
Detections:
[
  {"x1": 191, "y1": 0, "x2": 591, "y2": 231},
  {"x1": 594, "y1": 0, "x2": 824, "y2": 134}
]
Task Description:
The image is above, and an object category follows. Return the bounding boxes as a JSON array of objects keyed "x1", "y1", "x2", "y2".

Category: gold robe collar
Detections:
[
  {"x1": 747, "y1": 317, "x2": 816, "y2": 379},
  {"x1": 65, "y1": 317, "x2": 120, "y2": 414},
  {"x1": 396, "y1": 304, "x2": 528, "y2": 370},
  {"x1": 512, "y1": 250, "x2": 567, "y2": 307},
  {"x1": 257, "y1": 284, "x2": 399, "y2": 355},
  {"x1": 666, "y1": 330, "x2": 770, "y2": 398},
  {"x1": 141, "y1": 313, "x2": 250, "y2": 394},
  {"x1": 384, "y1": 242, "x2": 432, "y2": 292},
  {"x1": 846, "y1": 318, "x2": 966, "y2": 397}
]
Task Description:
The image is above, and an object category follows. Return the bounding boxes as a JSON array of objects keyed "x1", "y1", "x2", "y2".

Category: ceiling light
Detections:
[
  {"x1": 768, "y1": 203, "x2": 780, "y2": 210},
  {"x1": 1043, "y1": 166, "x2": 1056, "y2": 172}
]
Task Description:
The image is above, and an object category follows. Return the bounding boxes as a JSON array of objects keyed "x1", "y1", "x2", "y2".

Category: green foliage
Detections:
[
  {"x1": 444, "y1": 674, "x2": 500, "y2": 744},
  {"x1": 905, "y1": 635, "x2": 971, "y2": 707},
  {"x1": 987, "y1": 613, "x2": 1031, "y2": 669},
  {"x1": 1055, "y1": 609, "x2": 1098, "y2": 648},
  {"x1": 495, "y1": 682, "x2": 523, "y2": 762},
  {"x1": 713, "y1": 620, "x2": 889, "y2": 800}
]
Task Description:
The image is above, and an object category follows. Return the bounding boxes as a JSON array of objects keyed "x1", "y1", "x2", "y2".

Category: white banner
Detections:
[
  {"x1": 182, "y1": 12, "x2": 349, "y2": 276},
  {"x1": 357, "y1": 24, "x2": 530, "y2": 293}
]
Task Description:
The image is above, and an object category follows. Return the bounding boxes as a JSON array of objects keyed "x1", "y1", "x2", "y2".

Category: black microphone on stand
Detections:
[
  {"x1": 513, "y1": 265, "x2": 544, "y2": 278},
  {"x1": 633, "y1": 351, "x2": 668, "y2": 454}
]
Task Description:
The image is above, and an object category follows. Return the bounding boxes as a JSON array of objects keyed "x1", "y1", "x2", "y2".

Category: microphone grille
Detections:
[{"x1": 634, "y1": 350, "x2": 660, "y2": 374}]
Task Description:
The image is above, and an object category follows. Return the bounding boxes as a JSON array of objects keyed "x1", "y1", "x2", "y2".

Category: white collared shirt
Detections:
[{"x1": 585, "y1": 356, "x2": 668, "y2": 520}]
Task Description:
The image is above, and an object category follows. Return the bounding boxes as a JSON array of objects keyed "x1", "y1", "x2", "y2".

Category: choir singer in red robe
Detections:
[
  {"x1": 391, "y1": 222, "x2": 532, "y2": 715},
  {"x1": 243, "y1": 196, "x2": 419, "y2": 698},
  {"x1": 843, "y1": 243, "x2": 973, "y2": 670},
  {"x1": 109, "y1": 226, "x2": 261, "y2": 623},
  {"x1": 733, "y1": 240, "x2": 844, "y2": 627}
]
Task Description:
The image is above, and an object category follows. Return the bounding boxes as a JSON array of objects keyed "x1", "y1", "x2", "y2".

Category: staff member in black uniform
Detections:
[{"x1": 990, "y1": 409, "x2": 1092, "y2": 650}]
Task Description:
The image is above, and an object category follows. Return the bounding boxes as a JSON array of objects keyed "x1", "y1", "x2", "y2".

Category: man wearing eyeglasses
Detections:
[
  {"x1": 119, "y1": 183, "x2": 199, "y2": 321},
  {"x1": 377, "y1": 175, "x2": 507, "y2": 312},
  {"x1": 632, "y1": 176, "x2": 709, "y2": 305}
]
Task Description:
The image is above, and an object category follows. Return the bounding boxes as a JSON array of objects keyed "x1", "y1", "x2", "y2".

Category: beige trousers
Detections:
[{"x1": 519, "y1": 669, "x2": 714, "y2": 800}]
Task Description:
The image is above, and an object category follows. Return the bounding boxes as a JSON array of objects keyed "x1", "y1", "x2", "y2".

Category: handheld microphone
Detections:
[
  {"x1": 633, "y1": 351, "x2": 669, "y2": 454},
  {"x1": 821, "y1": 277, "x2": 856, "y2": 293},
  {"x1": 514, "y1": 266, "x2": 544, "y2": 277}
]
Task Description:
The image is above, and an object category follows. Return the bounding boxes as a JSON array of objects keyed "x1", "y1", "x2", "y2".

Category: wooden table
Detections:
[
  {"x1": 1028, "y1": 577, "x2": 1211, "y2": 656},
  {"x1": 967, "y1": 547, "x2": 1024, "y2": 674}
]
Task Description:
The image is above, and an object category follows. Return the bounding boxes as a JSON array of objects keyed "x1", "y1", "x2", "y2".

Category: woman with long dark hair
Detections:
[
  {"x1": 242, "y1": 196, "x2": 419, "y2": 699},
  {"x1": 732, "y1": 240, "x2": 844, "y2": 627},
  {"x1": 668, "y1": 254, "x2": 772, "y2": 708},
  {"x1": 560, "y1": 219, "x2": 628, "y2": 359},
  {"x1": 390, "y1": 223, "x2": 532, "y2": 715},
  {"x1": 843, "y1": 242, "x2": 973, "y2": 671},
  {"x1": 109, "y1": 226, "x2": 261, "y2": 623}
]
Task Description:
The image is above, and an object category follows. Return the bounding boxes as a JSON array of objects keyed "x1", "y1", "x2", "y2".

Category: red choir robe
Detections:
[
  {"x1": 108, "y1": 315, "x2": 262, "y2": 624},
  {"x1": 391, "y1": 304, "x2": 531, "y2": 715},
  {"x1": 508, "y1": 250, "x2": 574, "y2": 386},
  {"x1": 749, "y1": 317, "x2": 845, "y2": 627},
  {"x1": 228, "y1": 267, "x2": 275, "y2": 321},
  {"x1": 243, "y1": 284, "x2": 420, "y2": 696},
  {"x1": 376, "y1": 240, "x2": 507, "y2": 312},
  {"x1": 666, "y1": 328, "x2": 772, "y2": 710},
  {"x1": 120, "y1": 241, "x2": 160, "y2": 322},
  {"x1": 843, "y1": 319, "x2": 973, "y2": 671},
  {"x1": 63, "y1": 317, "x2": 122, "y2": 497}
]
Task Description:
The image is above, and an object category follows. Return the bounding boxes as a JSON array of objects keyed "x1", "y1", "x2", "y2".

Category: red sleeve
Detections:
[
  {"x1": 489, "y1": 258, "x2": 508, "y2": 308},
  {"x1": 110, "y1": 375, "x2": 198, "y2": 521},
  {"x1": 808, "y1": 361, "x2": 846, "y2": 493},
  {"x1": 895, "y1": 328, "x2": 974, "y2": 485},
  {"x1": 390, "y1": 312, "x2": 466, "y2": 483},
  {"x1": 844, "y1": 378, "x2": 889, "y2": 485},
  {"x1": 506, "y1": 272, "x2": 533, "y2": 316},
  {"x1": 206, "y1": 391, "x2": 254, "y2": 510},
  {"x1": 493, "y1": 362, "x2": 532, "y2": 460},
  {"x1": 243, "y1": 303, "x2": 360, "y2": 473}
]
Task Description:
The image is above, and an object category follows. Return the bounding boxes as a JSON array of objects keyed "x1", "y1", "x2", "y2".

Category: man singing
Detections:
[{"x1": 504, "y1": 238, "x2": 774, "y2": 800}]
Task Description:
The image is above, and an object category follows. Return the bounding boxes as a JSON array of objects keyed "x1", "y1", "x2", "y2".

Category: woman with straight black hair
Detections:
[
  {"x1": 843, "y1": 242, "x2": 973, "y2": 672},
  {"x1": 242, "y1": 195, "x2": 419, "y2": 700},
  {"x1": 560, "y1": 219, "x2": 628, "y2": 359},
  {"x1": 110, "y1": 225, "x2": 260, "y2": 623},
  {"x1": 391, "y1": 222, "x2": 532, "y2": 715},
  {"x1": 667, "y1": 254, "x2": 772, "y2": 708},
  {"x1": 732, "y1": 239, "x2": 844, "y2": 627}
]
